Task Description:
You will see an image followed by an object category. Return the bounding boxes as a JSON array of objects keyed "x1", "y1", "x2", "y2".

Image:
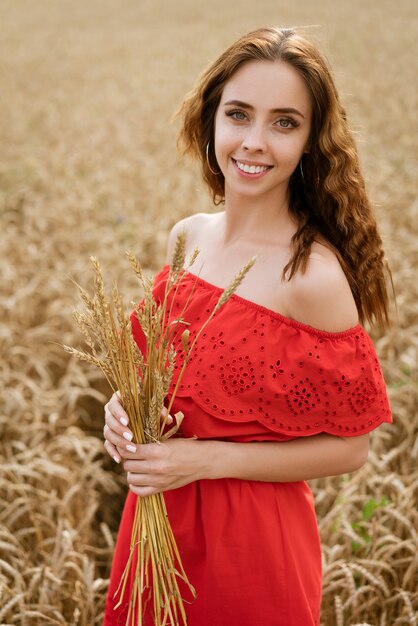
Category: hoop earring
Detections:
[
  {"x1": 206, "y1": 142, "x2": 220, "y2": 176},
  {"x1": 299, "y1": 157, "x2": 305, "y2": 182}
]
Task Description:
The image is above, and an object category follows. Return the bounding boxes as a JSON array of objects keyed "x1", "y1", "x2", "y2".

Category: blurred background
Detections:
[{"x1": 0, "y1": 0, "x2": 417, "y2": 624}]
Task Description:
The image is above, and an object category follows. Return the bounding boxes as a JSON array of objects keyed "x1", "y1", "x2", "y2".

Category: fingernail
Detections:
[
  {"x1": 113, "y1": 455, "x2": 120, "y2": 464},
  {"x1": 123, "y1": 432, "x2": 133, "y2": 442},
  {"x1": 120, "y1": 416, "x2": 128, "y2": 427},
  {"x1": 126, "y1": 444, "x2": 136, "y2": 453}
]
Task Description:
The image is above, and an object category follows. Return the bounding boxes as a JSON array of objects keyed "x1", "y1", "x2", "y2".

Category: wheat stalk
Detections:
[{"x1": 64, "y1": 239, "x2": 255, "y2": 626}]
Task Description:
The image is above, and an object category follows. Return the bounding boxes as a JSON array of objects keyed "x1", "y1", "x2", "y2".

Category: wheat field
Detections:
[{"x1": 0, "y1": 0, "x2": 417, "y2": 624}]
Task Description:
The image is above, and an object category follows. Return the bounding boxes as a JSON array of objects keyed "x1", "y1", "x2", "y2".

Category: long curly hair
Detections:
[{"x1": 176, "y1": 26, "x2": 392, "y2": 329}]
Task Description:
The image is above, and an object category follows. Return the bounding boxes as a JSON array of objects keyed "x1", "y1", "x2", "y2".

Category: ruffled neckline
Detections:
[{"x1": 160, "y1": 264, "x2": 363, "y2": 340}]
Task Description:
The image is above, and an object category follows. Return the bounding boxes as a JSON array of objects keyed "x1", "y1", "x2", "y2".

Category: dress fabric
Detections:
[{"x1": 103, "y1": 265, "x2": 392, "y2": 626}]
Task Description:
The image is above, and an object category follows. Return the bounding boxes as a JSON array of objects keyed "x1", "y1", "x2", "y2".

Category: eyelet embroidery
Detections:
[
  {"x1": 132, "y1": 267, "x2": 392, "y2": 436},
  {"x1": 285, "y1": 378, "x2": 320, "y2": 416}
]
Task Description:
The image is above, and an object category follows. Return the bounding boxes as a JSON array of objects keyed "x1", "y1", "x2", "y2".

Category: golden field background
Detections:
[{"x1": 0, "y1": 0, "x2": 417, "y2": 624}]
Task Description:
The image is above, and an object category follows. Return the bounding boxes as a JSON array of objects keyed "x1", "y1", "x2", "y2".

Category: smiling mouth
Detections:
[{"x1": 232, "y1": 159, "x2": 273, "y2": 175}]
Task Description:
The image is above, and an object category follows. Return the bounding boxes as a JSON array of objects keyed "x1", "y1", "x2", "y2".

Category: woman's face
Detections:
[{"x1": 214, "y1": 60, "x2": 312, "y2": 202}]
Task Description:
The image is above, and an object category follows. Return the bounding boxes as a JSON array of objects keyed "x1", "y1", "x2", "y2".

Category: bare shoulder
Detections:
[
  {"x1": 286, "y1": 241, "x2": 359, "y2": 332},
  {"x1": 165, "y1": 213, "x2": 214, "y2": 264}
]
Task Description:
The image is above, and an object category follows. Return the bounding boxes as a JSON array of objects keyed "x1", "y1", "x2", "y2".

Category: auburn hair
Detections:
[{"x1": 176, "y1": 27, "x2": 392, "y2": 329}]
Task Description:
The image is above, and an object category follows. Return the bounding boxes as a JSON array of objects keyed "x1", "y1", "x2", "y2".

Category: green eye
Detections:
[
  {"x1": 276, "y1": 118, "x2": 297, "y2": 128},
  {"x1": 226, "y1": 109, "x2": 247, "y2": 121}
]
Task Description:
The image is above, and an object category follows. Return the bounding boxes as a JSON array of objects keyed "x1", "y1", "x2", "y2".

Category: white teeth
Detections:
[{"x1": 235, "y1": 160, "x2": 270, "y2": 174}]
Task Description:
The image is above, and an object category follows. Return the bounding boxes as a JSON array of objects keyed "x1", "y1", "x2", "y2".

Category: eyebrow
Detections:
[{"x1": 223, "y1": 99, "x2": 305, "y2": 119}]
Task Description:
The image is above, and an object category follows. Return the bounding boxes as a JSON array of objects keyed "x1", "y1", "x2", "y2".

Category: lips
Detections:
[{"x1": 232, "y1": 158, "x2": 273, "y2": 176}]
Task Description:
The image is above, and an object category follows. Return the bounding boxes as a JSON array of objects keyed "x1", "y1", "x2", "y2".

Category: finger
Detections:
[
  {"x1": 123, "y1": 459, "x2": 155, "y2": 473},
  {"x1": 108, "y1": 392, "x2": 129, "y2": 427},
  {"x1": 160, "y1": 406, "x2": 173, "y2": 425},
  {"x1": 103, "y1": 439, "x2": 121, "y2": 464},
  {"x1": 116, "y1": 445, "x2": 139, "y2": 460},
  {"x1": 117, "y1": 442, "x2": 163, "y2": 461},
  {"x1": 103, "y1": 423, "x2": 138, "y2": 455},
  {"x1": 126, "y1": 469, "x2": 164, "y2": 496},
  {"x1": 104, "y1": 407, "x2": 134, "y2": 444},
  {"x1": 129, "y1": 484, "x2": 161, "y2": 497},
  {"x1": 126, "y1": 471, "x2": 157, "y2": 486},
  {"x1": 122, "y1": 443, "x2": 162, "y2": 462}
]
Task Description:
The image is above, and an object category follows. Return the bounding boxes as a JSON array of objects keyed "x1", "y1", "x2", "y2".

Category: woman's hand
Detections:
[
  {"x1": 123, "y1": 438, "x2": 209, "y2": 497},
  {"x1": 103, "y1": 392, "x2": 209, "y2": 496},
  {"x1": 103, "y1": 391, "x2": 173, "y2": 464}
]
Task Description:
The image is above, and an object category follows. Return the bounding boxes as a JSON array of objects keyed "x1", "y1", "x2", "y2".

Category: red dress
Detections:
[{"x1": 103, "y1": 265, "x2": 392, "y2": 626}]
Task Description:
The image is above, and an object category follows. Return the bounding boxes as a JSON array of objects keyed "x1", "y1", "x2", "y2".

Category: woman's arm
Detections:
[
  {"x1": 103, "y1": 394, "x2": 369, "y2": 497},
  {"x1": 204, "y1": 432, "x2": 369, "y2": 482},
  {"x1": 121, "y1": 434, "x2": 369, "y2": 497}
]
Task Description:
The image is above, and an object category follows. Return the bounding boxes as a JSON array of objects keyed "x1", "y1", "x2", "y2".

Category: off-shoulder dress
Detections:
[{"x1": 103, "y1": 265, "x2": 392, "y2": 626}]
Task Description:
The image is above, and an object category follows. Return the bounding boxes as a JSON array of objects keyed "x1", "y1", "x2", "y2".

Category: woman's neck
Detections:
[{"x1": 221, "y1": 187, "x2": 297, "y2": 247}]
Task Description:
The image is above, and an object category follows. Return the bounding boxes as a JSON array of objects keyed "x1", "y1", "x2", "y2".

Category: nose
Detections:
[{"x1": 242, "y1": 123, "x2": 267, "y2": 152}]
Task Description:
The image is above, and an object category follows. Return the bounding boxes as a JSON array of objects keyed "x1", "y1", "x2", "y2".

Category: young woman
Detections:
[{"x1": 102, "y1": 27, "x2": 392, "y2": 626}]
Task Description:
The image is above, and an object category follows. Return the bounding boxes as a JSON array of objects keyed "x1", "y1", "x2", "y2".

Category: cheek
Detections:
[
  {"x1": 214, "y1": 124, "x2": 239, "y2": 162},
  {"x1": 276, "y1": 134, "x2": 309, "y2": 165}
]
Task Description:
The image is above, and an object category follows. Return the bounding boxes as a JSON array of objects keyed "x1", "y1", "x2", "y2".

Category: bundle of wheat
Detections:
[{"x1": 64, "y1": 239, "x2": 255, "y2": 625}]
